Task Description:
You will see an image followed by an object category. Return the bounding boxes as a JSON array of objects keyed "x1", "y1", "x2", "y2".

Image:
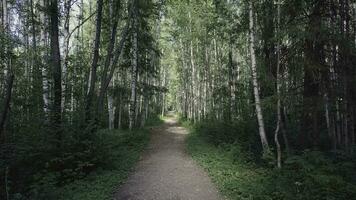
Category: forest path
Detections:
[{"x1": 114, "y1": 115, "x2": 223, "y2": 200}]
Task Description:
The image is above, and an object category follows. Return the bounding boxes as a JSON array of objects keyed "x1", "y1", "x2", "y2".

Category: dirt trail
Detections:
[{"x1": 114, "y1": 116, "x2": 222, "y2": 200}]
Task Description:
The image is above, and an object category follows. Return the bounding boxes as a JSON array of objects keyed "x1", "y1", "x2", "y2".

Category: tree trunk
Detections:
[
  {"x1": 40, "y1": 0, "x2": 50, "y2": 114},
  {"x1": 49, "y1": 0, "x2": 62, "y2": 144},
  {"x1": 274, "y1": 0, "x2": 282, "y2": 168},
  {"x1": 161, "y1": 67, "x2": 166, "y2": 117},
  {"x1": 249, "y1": 1, "x2": 269, "y2": 152},
  {"x1": 30, "y1": 0, "x2": 43, "y2": 115},
  {"x1": 107, "y1": 80, "x2": 115, "y2": 130},
  {"x1": 86, "y1": 0, "x2": 104, "y2": 122},
  {"x1": 62, "y1": 0, "x2": 72, "y2": 112},
  {"x1": 97, "y1": 0, "x2": 119, "y2": 116},
  {"x1": 0, "y1": 74, "x2": 14, "y2": 142},
  {"x1": 141, "y1": 70, "x2": 148, "y2": 128},
  {"x1": 118, "y1": 92, "x2": 123, "y2": 129},
  {"x1": 129, "y1": 0, "x2": 138, "y2": 130},
  {"x1": 97, "y1": 23, "x2": 130, "y2": 115},
  {"x1": 1, "y1": 0, "x2": 7, "y2": 29},
  {"x1": 228, "y1": 42, "x2": 234, "y2": 121}
]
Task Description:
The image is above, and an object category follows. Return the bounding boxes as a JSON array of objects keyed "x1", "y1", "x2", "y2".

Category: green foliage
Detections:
[
  {"x1": 1, "y1": 128, "x2": 149, "y2": 200},
  {"x1": 145, "y1": 115, "x2": 165, "y2": 127},
  {"x1": 187, "y1": 126, "x2": 356, "y2": 200},
  {"x1": 29, "y1": 129, "x2": 149, "y2": 200},
  {"x1": 180, "y1": 118, "x2": 261, "y2": 161}
]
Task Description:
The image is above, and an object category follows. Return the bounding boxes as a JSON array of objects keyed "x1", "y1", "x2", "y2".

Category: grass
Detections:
[
  {"x1": 55, "y1": 129, "x2": 150, "y2": 200},
  {"x1": 186, "y1": 133, "x2": 269, "y2": 200},
  {"x1": 145, "y1": 115, "x2": 165, "y2": 127},
  {"x1": 186, "y1": 127, "x2": 356, "y2": 200},
  {"x1": 54, "y1": 115, "x2": 165, "y2": 200}
]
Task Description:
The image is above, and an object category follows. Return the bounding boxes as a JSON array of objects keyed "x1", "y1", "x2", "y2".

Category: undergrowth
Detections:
[
  {"x1": 56, "y1": 129, "x2": 149, "y2": 200},
  {"x1": 2, "y1": 115, "x2": 165, "y2": 200},
  {"x1": 185, "y1": 121, "x2": 356, "y2": 200}
]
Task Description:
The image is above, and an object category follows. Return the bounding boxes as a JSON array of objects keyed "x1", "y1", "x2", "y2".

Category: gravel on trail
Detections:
[{"x1": 114, "y1": 116, "x2": 223, "y2": 200}]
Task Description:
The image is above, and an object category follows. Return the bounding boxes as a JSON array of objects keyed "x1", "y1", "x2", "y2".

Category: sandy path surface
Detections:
[{"x1": 114, "y1": 116, "x2": 222, "y2": 200}]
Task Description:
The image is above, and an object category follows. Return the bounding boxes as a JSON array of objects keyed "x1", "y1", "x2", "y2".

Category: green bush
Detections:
[
  {"x1": 186, "y1": 124, "x2": 356, "y2": 200},
  {"x1": 145, "y1": 115, "x2": 165, "y2": 127},
  {"x1": 56, "y1": 129, "x2": 149, "y2": 200},
  {"x1": 1, "y1": 127, "x2": 149, "y2": 200}
]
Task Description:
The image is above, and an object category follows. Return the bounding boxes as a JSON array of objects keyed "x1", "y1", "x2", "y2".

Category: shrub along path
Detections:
[{"x1": 114, "y1": 116, "x2": 222, "y2": 200}]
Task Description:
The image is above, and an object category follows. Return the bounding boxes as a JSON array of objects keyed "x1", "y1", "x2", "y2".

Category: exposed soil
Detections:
[{"x1": 114, "y1": 116, "x2": 223, "y2": 200}]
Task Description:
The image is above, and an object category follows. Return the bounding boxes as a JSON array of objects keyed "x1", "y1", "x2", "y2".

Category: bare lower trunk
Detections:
[
  {"x1": 50, "y1": 0, "x2": 62, "y2": 144},
  {"x1": 141, "y1": 71, "x2": 148, "y2": 128},
  {"x1": 2, "y1": 0, "x2": 7, "y2": 29},
  {"x1": 282, "y1": 107, "x2": 290, "y2": 154},
  {"x1": 98, "y1": 24, "x2": 130, "y2": 114},
  {"x1": 249, "y1": 1, "x2": 269, "y2": 151},
  {"x1": 97, "y1": 1, "x2": 119, "y2": 115},
  {"x1": 40, "y1": 0, "x2": 50, "y2": 114},
  {"x1": 135, "y1": 84, "x2": 141, "y2": 126},
  {"x1": 274, "y1": 0, "x2": 282, "y2": 168},
  {"x1": 62, "y1": 0, "x2": 72, "y2": 112},
  {"x1": 161, "y1": 68, "x2": 166, "y2": 117},
  {"x1": 0, "y1": 74, "x2": 14, "y2": 142},
  {"x1": 129, "y1": 0, "x2": 138, "y2": 130},
  {"x1": 108, "y1": 95, "x2": 115, "y2": 130},
  {"x1": 350, "y1": 109, "x2": 355, "y2": 154},
  {"x1": 86, "y1": 0, "x2": 104, "y2": 122},
  {"x1": 42, "y1": 67, "x2": 50, "y2": 113},
  {"x1": 107, "y1": 76, "x2": 115, "y2": 130},
  {"x1": 118, "y1": 94, "x2": 123, "y2": 129},
  {"x1": 336, "y1": 103, "x2": 342, "y2": 146},
  {"x1": 30, "y1": 0, "x2": 43, "y2": 114},
  {"x1": 5, "y1": 167, "x2": 9, "y2": 200}
]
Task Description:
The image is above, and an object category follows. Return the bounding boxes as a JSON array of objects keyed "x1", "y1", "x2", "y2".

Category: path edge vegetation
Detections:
[
  {"x1": 182, "y1": 118, "x2": 356, "y2": 200},
  {"x1": 54, "y1": 116, "x2": 164, "y2": 200}
]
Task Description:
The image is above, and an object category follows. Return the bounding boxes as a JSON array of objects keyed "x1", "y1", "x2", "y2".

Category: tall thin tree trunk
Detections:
[
  {"x1": 350, "y1": 109, "x2": 355, "y2": 154},
  {"x1": 41, "y1": 0, "x2": 50, "y2": 114},
  {"x1": 118, "y1": 92, "x2": 123, "y2": 129},
  {"x1": 249, "y1": 1, "x2": 269, "y2": 151},
  {"x1": 97, "y1": 23, "x2": 130, "y2": 114},
  {"x1": 129, "y1": 0, "x2": 138, "y2": 130},
  {"x1": 0, "y1": 74, "x2": 14, "y2": 142},
  {"x1": 274, "y1": 0, "x2": 282, "y2": 168},
  {"x1": 228, "y1": 43, "x2": 233, "y2": 121},
  {"x1": 49, "y1": 0, "x2": 62, "y2": 144},
  {"x1": 161, "y1": 67, "x2": 166, "y2": 117},
  {"x1": 86, "y1": 0, "x2": 104, "y2": 122},
  {"x1": 2, "y1": 0, "x2": 7, "y2": 29},
  {"x1": 141, "y1": 70, "x2": 148, "y2": 128},
  {"x1": 30, "y1": 0, "x2": 43, "y2": 115},
  {"x1": 62, "y1": 0, "x2": 72, "y2": 112},
  {"x1": 107, "y1": 78, "x2": 115, "y2": 130},
  {"x1": 97, "y1": 0, "x2": 118, "y2": 115}
]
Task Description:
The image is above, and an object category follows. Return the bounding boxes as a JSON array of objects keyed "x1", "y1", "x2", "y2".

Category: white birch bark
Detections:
[
  {"x1": 274, "y1": 0, "x2": 282, "y2": 168},
  {"x1": 62, "y1": 0, "x2": 72, "y2": 112},
  {"x1": 107, "y1": 75, "x2": 115, "y2": 130},
  {"x1": 249, "y1": 1, "x2": 269, "y2": 151},
  {"x1": 161, "y1": 67, "x2": 166, "y2": 117},
  {"x1": 129, "y1": 0, "x2": 138, "y2": 130},
  {"x1": 40, "y1": 0, "x2": 50, "y2": 114}
]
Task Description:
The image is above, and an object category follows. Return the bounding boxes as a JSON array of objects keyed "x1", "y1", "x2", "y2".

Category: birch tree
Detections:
[
  {"x1": 129, "y1": 0, "x2": 138, "y2": 130},
  {"x1": 86, "y1": 0, "x2": 104, "y2": 122},
  {"x1": 249, "y1": 1, "x2": 269, "y2": 152},
  {"x1": 274, "y1": 0, "x2": 282, "y2": 168}
]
